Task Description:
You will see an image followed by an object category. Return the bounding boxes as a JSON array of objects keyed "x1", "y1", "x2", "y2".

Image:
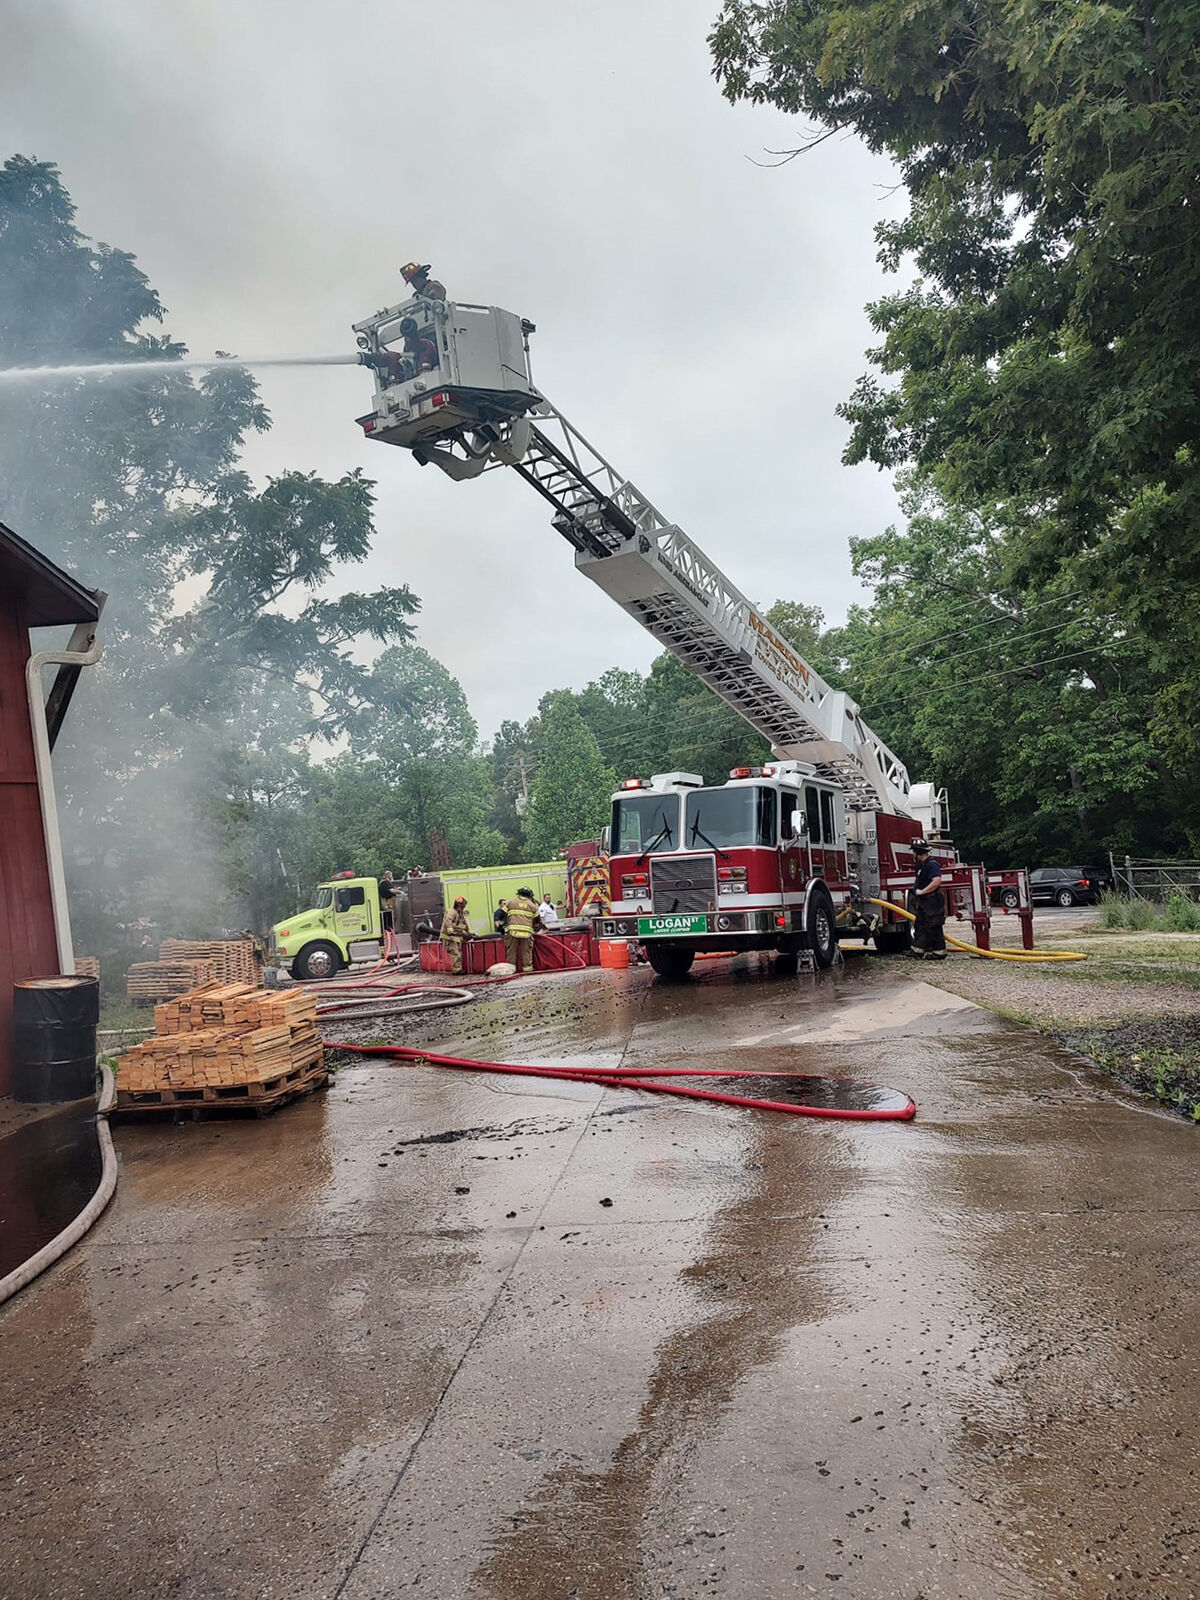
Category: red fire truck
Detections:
[
  {"x1": 351, "y1": 290, "x2": 1030, "y2": 973},
  {"x1": 599, "y1": 765, "x2": 940, "y2": 978}
]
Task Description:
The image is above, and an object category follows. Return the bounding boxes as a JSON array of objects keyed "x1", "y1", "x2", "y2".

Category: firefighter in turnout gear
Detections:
[
  {"x1": 401, "y1": 262, "x2": 446, "y2": 301},
  {"x1": 440, "y1": 897, "x2": 472, "y2": 975},
  {"x1": 504, "y1": 887, "x2": 541, "y2": 974},
  {"x1": 910, "y1": 840, "x2": 947, "y2": 959}
]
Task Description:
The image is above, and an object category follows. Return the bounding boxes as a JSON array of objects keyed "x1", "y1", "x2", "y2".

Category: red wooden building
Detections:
[{"x1": 0, "y1": 520, "x2": 102, "y2": 1096}]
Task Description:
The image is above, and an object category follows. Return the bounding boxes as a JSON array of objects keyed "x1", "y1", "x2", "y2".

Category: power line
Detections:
[
  {"x1": 850, "y1": 588, "x2": 1091, "y2": 673},
  {"x1": 919, "y1": 642, "x2": 1129, "y2": 693},
  {"x1": 906, "y1": 614, "x2": 1106, "y2": 670}
]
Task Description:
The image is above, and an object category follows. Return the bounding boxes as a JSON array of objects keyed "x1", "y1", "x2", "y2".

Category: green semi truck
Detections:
[{"x1": 268, "y1": 861, "x2": 571, "y2": 980}]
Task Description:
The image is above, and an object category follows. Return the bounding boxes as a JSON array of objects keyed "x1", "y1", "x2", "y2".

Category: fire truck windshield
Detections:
[
  {"x1": 612, "y1": 793, "x2": 680, "y2": 855},
  {"x1": 685, "y1": 786, "x2": 776, "y2": 850},
  {"x1": 314, "y1": 888, "x2": 333, "y2": 909}
]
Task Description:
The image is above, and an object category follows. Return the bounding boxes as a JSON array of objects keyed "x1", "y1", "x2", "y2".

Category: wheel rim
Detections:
[
  {"x1": 307, "y1": 948, "x2": 334, "y2": 978},
  {"x1": 814, "y1": 908, "x2": 833, "y2": 953},
  {"x1": 1003, "y1": 892, "x2": 1019, "y2": 908},
  {"x1": 1057, "y1": 892, "x2": 1072, "y2": 906}
]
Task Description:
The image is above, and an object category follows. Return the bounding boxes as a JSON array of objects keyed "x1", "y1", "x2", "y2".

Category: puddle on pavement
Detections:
[
  {"x1": 0, "y1": 1100, "x2": 102, "y2": 1279},
  {"x1": 629, "y1": 1072, "x2": 914, "y2": 1116}
]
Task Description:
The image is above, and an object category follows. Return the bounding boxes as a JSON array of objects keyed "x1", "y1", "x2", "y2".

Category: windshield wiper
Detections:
[
  {"x1": 636, "y1": 812, "x2": 675, "y2": 866},
  {"x1": 689, "y1": 814, "x2": 731, "y2": 860}
]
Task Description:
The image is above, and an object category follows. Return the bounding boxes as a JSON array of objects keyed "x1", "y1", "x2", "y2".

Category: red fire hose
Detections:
[{"x1": 324, "y1": 1040, "x2": 916, "y2": 1122}]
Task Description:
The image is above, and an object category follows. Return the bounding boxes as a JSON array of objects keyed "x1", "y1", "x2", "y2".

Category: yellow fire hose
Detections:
[{"x1": 866, "y1": 898, "x2": 1087, "y2": 962}]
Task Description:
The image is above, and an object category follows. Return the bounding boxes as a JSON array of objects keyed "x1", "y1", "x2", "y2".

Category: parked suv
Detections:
[{"x1": 1027, "y1": 867, "x2": 1101, "y2": 907}]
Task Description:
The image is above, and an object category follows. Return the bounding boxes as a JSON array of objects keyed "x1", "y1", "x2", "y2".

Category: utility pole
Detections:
[{"x1": 513, "y1": 751, "x2": 531, "y2": 815}]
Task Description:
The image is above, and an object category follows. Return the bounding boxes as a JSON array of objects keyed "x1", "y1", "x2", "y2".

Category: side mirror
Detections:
[{"x1": 789, "y1": 813, "x2": 807, "y2": 841}]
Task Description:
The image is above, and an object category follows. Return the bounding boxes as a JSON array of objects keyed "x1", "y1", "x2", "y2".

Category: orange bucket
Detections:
[{"x1": 597, "y1": 939, "x2": 630, "y2": 970}]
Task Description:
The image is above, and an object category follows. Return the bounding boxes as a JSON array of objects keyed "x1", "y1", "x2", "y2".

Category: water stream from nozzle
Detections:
[{"x1": 0, "y1": 353, "x2": 359, "y2": 383}]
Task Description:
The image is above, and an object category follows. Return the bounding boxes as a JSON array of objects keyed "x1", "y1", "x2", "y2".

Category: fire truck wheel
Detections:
[
  {"x1": 645, "y1": 944, "x2": 695, "y2": 981},
  {"x1": 293, "y1": 940, "x2": 343, "y2": 981},
  {"x1": 805, "y1": 888, "x2": 838, "y2": 969},
  {"x1": 873, "y1": 925, "x2": 912, "y2": 956}
]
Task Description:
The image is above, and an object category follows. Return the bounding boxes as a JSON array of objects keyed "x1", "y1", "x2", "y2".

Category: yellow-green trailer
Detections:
[{"x1": 440, "y1": 862, "x2": 568, "y2": 935}]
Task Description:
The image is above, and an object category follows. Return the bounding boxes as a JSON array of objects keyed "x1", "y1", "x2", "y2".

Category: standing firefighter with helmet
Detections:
[
  {"x1": 504, "y1": 887, "x2": 541, "y2": 975},
  {"x1": 440, "y1": 896, "x2": 472, "y2": 975},
  {"x1": 910, "y1": 840, "x2": 947, "y2": 960},
  {"x1": 401, "y1": 261, "x2": 446, "y2": 301}
]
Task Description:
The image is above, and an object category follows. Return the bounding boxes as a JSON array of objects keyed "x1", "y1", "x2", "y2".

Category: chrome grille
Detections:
[{"x1": 650, "y1": 854, "x2": 717, "y2": 914}]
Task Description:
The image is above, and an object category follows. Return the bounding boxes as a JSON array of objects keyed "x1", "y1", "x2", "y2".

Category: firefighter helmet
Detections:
[
  {"x1": 911, "y1": 839, "x2": 930, "y2": 854},
  {"x1": 401, "y1": 262, "x2": 430, "y2": 283}
]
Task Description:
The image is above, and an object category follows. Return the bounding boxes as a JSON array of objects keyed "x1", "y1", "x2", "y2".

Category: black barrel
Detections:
[{"x1": 12, "y1": 975, "x2": 100, "y2": 1103}]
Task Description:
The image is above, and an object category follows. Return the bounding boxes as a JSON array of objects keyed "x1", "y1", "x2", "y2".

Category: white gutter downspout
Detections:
[{"x1": 25, "y1": 635, "x2": 103, "y2": 975}]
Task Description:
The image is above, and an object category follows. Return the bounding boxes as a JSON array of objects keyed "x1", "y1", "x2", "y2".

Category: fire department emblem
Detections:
[{"x1": 789, "y1": 858, "x2": 798, "y2": 880}]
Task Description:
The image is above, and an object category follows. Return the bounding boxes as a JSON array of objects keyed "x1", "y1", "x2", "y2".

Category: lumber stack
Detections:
[
  {"x1": 159, "y1": 938, "x2": 257, "y2": 985},
  {"x1": 74, "y1": 956, "x2": 100, "y2": 982},
  {"x1": 117, "y1": 981, "x2": 324, "y2": 1110},
  {"x1": 154, "y1": 982, "x2": 317, "y2": 1045},
  {"x1": 126, "y1": 959, "x2": 216, "y2": 1002}
]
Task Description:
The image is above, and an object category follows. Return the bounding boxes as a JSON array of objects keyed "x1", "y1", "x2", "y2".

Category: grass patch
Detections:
[
  {"x1": 982, "y1": 934, "x2": 1200, "y2": 992},
  {"x1": 98, "y1": 994, "x2": 154, "y2": 1054},
  {"x1": 1057, "y1": 1019, "x2": 1200, "y2": 1122},
  {"x1": 1095, "y1": 890, "x2": 1200, "y2": 933}
]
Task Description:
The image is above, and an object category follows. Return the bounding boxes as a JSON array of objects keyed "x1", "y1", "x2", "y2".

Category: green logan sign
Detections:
[{"x1": 637, "y1": 914, "x2": 708, "y2": 937}]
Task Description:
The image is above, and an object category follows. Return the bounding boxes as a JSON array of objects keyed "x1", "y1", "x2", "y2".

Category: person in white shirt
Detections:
[{"x1": 538, "y1": 896, "x2": 559, "y2": 928}]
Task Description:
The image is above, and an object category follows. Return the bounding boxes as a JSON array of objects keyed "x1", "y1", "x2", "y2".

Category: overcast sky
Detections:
[{"x1": 1, "y1": 0, "x2": 909, "y2": 741}]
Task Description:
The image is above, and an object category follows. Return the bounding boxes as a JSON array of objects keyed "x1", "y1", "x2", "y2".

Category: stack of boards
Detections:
[
  {"x1": 126, "y1": 959, "x2": 217, "y2": 1001},
  {"x1": 126, "y1": 939, "x2": 256, "y2": 1003},
  {"x1": 160, "y1": 939, "x2": 258, "y2": 984},
  {"x1": 117, "y1": 981, "x2": 325, "y2": 1116}
]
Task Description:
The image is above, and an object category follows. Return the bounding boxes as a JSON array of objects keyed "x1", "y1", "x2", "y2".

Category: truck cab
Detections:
[
  {"x1": 268, "y1": 876, "x2": 384, "y2": 980},
  {"x1": 597, "y1": 764, "x2": 850, "y2": 978}
]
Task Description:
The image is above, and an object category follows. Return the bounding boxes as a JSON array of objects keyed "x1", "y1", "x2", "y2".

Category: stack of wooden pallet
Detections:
[
  {"x1": 159, "y1": 938, "x2": 257, "y2": 985},
  {"x1": 74, "y1": 956, "x2": 100, "y2": 982},
  {"x1": 117, "y1": 981, "x2": 324, "y2": 1113},
  {"x1": 126, "y1": 959, "x2": 216, "y2": 1003}
]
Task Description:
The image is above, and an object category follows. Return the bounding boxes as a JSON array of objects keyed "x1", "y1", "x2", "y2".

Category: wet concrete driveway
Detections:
[{"x1": 2, "y1": 954, "x2": 1198, "y2": 1599}]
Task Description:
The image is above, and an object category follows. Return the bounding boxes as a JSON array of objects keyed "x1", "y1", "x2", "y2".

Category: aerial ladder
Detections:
[{"x1": 350, "y1": 294, "x2": 1016, "y2": 948}]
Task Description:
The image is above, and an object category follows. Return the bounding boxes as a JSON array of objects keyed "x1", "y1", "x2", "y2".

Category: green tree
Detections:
[
  {"x1": 710, "y1": 0, "x2": 1200, "y2": 817},
  {"x1": 523, "y1": 692, "x2": 616, "y2": 859},
  {"x1": 0, "y1": 156, "x2": 418, "y2": 960},
  {"x1": 763, "y1": 599, "x2": 825, "y2": 664},
  {"x1": 821, "y1": 485, "x2": 1181, "y2": 861},
  {"x1": 347, "y1": 644, "x2": 505, "y2": 870},
  {"x1": 487, "y1": 716, "x2": 540, "y2": 860}
]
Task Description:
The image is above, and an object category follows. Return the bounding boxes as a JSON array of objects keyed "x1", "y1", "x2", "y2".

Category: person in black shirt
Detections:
[
  {"x1": 910, "y1": 840, "x2": 947, "y2": 959},
  {"x1": 378, "y1": 870, "x2": 397, "y2": 932},
  {"x1": 493, "y1": 899, "x2": 509, "y2": 934}
]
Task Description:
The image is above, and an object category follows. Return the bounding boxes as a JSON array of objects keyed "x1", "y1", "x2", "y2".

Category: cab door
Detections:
[
  {"x1": 779, "y1": 789, "x2": 811, "y2": 896},
  {"x1": 333, "y1": 883, "x2": 374, "y2": 942}
]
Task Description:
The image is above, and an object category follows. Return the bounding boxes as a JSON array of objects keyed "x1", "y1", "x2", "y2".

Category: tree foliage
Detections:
[
  {"x1": 710, "y1": 0, "x2": 1200, "y2": 830},
  {"x1": 0, "y1": 155, "x2": 416, "y2": 960},
  {"x1": 523, "y1": 692, "x2": 616, "y2": 860},
  {"x1": 822, "y1": 485, "x2": 1183, "y2": 858}
]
